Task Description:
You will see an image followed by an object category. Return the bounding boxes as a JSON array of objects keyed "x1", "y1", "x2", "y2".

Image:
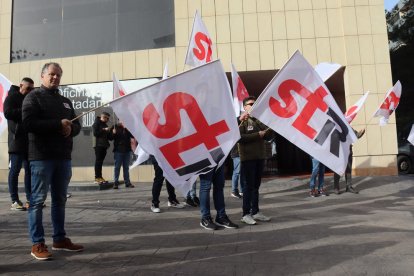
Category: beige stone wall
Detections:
[{"x1": 0, "y1": 0, "x2": 397, "y2": 181}]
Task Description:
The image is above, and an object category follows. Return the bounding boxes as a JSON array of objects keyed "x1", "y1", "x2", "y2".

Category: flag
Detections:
[
  {"x1": 162, "y1": 62, "x2": 169, "y2": 80},
  {"x1": 184, "y1": 10, "x2": 213, "y2": 67},
  {"x1": 231, "y1": 63, "x2": 249, "y2": 116},
  {"x1": 314, "y1": 62, "x2": 342, "y2": 82},
  {"x1": 112, "y1": 73, "x2": 126, "y2": 99},
  {"x1": 344, "y1": 92, "x2": 370, "y2": 123},
  {"x1": 373, "y1": 81, "x2": 402, "y2": 126},
  {"x1": 130, "y1": 144, "x2": 150, "y2": 169},
  {"x1": 110, "y1": 60, "x2": 240, "y2": 195},
  {"x1": 408, "y1": 124, "x2": 414, "y2": 146},
  {"x1": 0, "y1": 73, "x2": 12, "y2": 136},
  {"x1": 249, "y1": 51, "x2": 357, "y2": 175}
]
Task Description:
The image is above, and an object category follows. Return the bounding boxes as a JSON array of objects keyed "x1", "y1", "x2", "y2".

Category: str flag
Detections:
[
  {"x1": 110, "y1": 60, "x2": 240, "y2": 195},
  {"x1": 249, "y1": 51, "x2": 357, "y2": 175},
  {"x1": 0, "y1": 73, "x2": 12, "y2": 136},
  {"x1": 112, "y1": 73, "x2": 126, "y2": 99},
  {"x1": 373, "y1": 81, "x2": 402, "y2": 126},
  {"x1": 407, "y1": 124, "x2": 414, "y2": 146},
  {"x1": 345, "y1": 92, "x2": 370, "y2": 123},
  {"x1": 231, "y1": 63, "x2": 249, "y2": 116},
  {"x1": 184, "y1": 10, "x2": 213, "y2": 67}
]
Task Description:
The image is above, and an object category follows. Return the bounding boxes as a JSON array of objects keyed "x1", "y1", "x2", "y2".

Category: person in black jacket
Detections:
[
  {"x1": 92, "y1": 112, "x2": 112, "y2": 184},
  {"x1": 109, "y1": 121, "x2": 135, "y2": 189},
  {"x1": 4, "y1": 78, "x2": 34, "y2": 211},
  {"x1": 22, "y1": 62, "x2": 83, "y2": 260}
]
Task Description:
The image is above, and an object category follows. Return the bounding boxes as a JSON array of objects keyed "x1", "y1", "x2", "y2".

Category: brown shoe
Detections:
[
  {"x1": 52, "y1": 238, "x2": 84, "y2": 252},
  {"x1": 31, "y1": 243, "x2": 52, "y2": 260}
]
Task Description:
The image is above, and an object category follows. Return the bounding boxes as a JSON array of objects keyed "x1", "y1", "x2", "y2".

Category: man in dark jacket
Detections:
[
  {"x1": 109, "y1": 121, "x2": 135, "y2": 189},
  {"x1": 4, "y1": 78, "x2": 34, "y2": 211},
  {"x1": 22, "y1": 62, "x2": 83, "y2": 261},
  {"x1": 238, "y1": 96, "x2": 275, "y2": 225},
  {"x1": 92, "y1": 112, "x2": 111, "y2": 184}
]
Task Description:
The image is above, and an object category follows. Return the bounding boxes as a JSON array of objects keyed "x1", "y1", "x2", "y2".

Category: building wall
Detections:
[{"x1": 0, "y1": 0, "x2": 397, "y2": 182}]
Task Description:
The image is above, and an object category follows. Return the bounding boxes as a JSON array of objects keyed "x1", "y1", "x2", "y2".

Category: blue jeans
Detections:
[
  {"x1": 240, "y1": 159, "x2": 264, "y2": 216},
  {"x1": 231, "y1": 157, "x2": 241, "y2": 193},
  {"x1": 310, "y1": 158, "x2": 325, "y2": 190},
  {"x1": 8, "y1": 153, "x2": 31, "y2": 202},
  {"x1": 114, "y1": 151, "x2": 131, "y2": 184},
  {"x1": 199, "y1": 165, "x2": 226, "y2": 219},
  {"x1": 186, "y1": 180, "x2": 197, "y2": 198},
  {"x1": 28, "y1": 160, "x2": 72, "y2": 244}
]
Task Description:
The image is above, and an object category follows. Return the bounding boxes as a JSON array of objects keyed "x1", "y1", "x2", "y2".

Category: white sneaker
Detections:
[
  {"x1": 241, "y1": 214, "x2": 257, "y2": 225},
  {"x1": 253, "y1": 212, "x2": 271, "y2": 222},
  {"x1": 11, "y1": 201, "x2": 26, "y2": 211},
  {"x1": 168, "y1": 200, "x2": 185, "y2": 209},
  {"x1": 151, "y1": 204, "x2": 161, "y2": 213}
]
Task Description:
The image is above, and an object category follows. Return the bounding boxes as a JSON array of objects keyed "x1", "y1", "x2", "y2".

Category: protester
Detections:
[
  {"x1": 22, "y1": 62, "x2": 83, "y2": 260},
  {"x1": 110, "y1": 121, "x2": 135, "y2": 189},
  {"x1": 185, "y1": 180, "x2": 200, "y2": 207},
  {"x1": 333, "y1": 129, "x2": 366, "y2": 194},
  {"x1": 230, "y1": 144, "x2": 243, "y2": 199},
  {"x1": 92, "y1": 111, "x2": 112, "y2": 185},
  {"x1": 309, "y1": 157, "x2": 327, "y2": 197},
  {"x1": 199, "y1": 165, "x2": 238, "y2": 230},
  {"x1": 150, "y1": 155, "x2": 185, "y2": 213},
  {"x1": 4, "y1": 77, "x2": 34, "y2": 211},
  {"x1": 238, "y1": 96, "x2": 275, "y2": 225}
]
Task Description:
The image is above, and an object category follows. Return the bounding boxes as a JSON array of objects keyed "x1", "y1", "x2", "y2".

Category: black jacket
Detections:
[
  {"x1": 3, "y1": 85, "x2": 28, "y2": 154},
  {"x1": 22, "y1": 86, "x2": 81, "y2": 160},
  {"x1": 92, "y1": 116, "x2": 111, "y2": 148},
  {"x1": 109, "y1": 125, "x2": 133, "y2": 153}
]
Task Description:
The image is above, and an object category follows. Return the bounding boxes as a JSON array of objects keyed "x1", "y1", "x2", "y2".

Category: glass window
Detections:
[
  {"x1": 11, "y1": 0, "x2": 175, "y2": 62},
  {"x1": 59, "y1": 77, "x2": 159, "y2": 166}
]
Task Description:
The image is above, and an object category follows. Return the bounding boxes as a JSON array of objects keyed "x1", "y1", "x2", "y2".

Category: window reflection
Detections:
[{"x1": 11, "y1": 0, "x2": 175, "y2": 62}]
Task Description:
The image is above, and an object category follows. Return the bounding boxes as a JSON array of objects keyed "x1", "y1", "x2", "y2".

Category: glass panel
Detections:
[
  {"x1": 12, "y1": 0, "x2": 62, "y2": 62},
  {"x1": 58, "y1": 78, "x2": 159, "y2": 166},
  {"x1": 117, "y1": 0, "x2": 175, "y2": 51},
  {"x1": 62, "y1": 0, "x2": 117, "y2": 56},
  {"x1": 11, "y1": 0, "x2": 175, "y2": 62}
]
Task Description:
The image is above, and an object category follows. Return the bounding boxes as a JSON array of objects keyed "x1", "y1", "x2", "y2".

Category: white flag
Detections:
[
  {"x1": 314, "y1": 62, "x2": 342, "y2": 82},
  {"x1": 249, "y1": 51, "x2": 357, "y2": 175},
  {"x1": 184, "y1": 10, "x2": 213, "y2": 67},
  {"x1": 373, "y1": 81, "x2": 402, "y2": 126},
  {"x1": 345, "y1": 92, "x2": 370, "y2": 123},
  {"x1": 0, "y1": 73, "x2": 12, "y2": 136},
  {"x1": 130, "y1": 144, "x2": 150, "y2": 169},
  {"x1": 231, "y1": 63, "x2": 249, "y2": 116},
  {"x1": 110, "y1": 60, "x2": 240, "y2": 195},
  {"x1": 408, "y1": 124, "x2": 414, "y2": 146},
  {"x1": 162, "y1": 62, "x2": 169, "y2": 80},
  {"x1": 112, "y1": 73, "x2": 127, "y2": 99}
]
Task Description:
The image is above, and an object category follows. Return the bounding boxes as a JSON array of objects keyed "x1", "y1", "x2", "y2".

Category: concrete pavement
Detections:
[{"x1": 1, "y1": 174, "x2": 414, "y2": 275}]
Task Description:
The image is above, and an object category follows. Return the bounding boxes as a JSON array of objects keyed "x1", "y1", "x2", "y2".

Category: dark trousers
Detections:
[
  {"x1": 151, "y1": 157, "x2": 177, "y2": 205},
  {"x1": 240, "y1": 159, "x2": 264, "y2": 216},
  {"x1": 94, "y1": 147, "x2": 107, "y2": 178},
  {"x1": 334, "y1": 152, "x2": 353, "y2": 189}
]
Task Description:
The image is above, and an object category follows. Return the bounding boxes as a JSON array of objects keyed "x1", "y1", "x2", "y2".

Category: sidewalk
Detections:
[{"x1": 1, "y1": 174, "x2": 414, "y2": 275}]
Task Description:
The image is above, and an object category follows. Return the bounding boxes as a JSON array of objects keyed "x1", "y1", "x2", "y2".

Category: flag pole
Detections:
[{"x1": 70, "y1": 101, "x2": 110, "y2": 122}]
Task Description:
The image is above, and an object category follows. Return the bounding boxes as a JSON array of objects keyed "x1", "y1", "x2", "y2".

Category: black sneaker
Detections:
[
  {"x1": 185, "y1": 197, "x2": 197, "y2": 207},
  {"x1": 215, "y1": 215, "x2": 239, "y2": 229},
  {"x1": 346, "y1": 186, "x2": 359, "y2": 194},
  {"x1": 200, "y1": 217, "x2": 218, "y2": 230},
  {"x1": 113, "y1": 182, "x2": 119, "y2": 189},
  {"x1": 193, "y1": 196, "x2": 200, "y2": 206},
  {"x1": 231, "y1": 191, "x2": 242, "y2": 199}
]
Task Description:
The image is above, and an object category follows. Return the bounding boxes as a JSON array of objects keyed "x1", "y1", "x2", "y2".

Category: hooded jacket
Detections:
[{"x1": 3, "y1": 85, "x2": 28, "y2": 154}]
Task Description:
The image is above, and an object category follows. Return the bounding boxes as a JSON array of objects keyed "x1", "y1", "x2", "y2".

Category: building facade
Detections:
[{"x1": 0, "y1": 0, "x2": 397, "y2": 182}]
